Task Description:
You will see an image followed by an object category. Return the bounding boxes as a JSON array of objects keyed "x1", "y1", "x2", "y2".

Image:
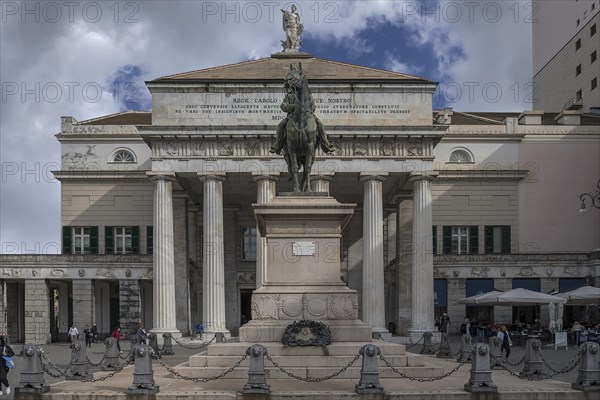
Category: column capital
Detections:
[
  {"x1": 147, "y1": 171, "x2": 176, "y2": 182},
  {"x1": 252, "y1": 173, "x2": 280, "y2": 183},
  {"x1": 311, "y1": 174, "x2": 334, "y2": 182},
  {"x1": 359, "y1": 172, "x2": 388, "y2": 183},
  {"x1": 409, "y1": 171, "x2": 438, "y2": 183},
  {"x1": 198, "y1": 173, "x2": 227, "y2": 183}
]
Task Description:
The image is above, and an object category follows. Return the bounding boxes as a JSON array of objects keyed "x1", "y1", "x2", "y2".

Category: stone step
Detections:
[
  {"x1": 206, "y1": 341, "x2": 406, "y2": 357},
  {"x1": 190, "y1": 354, "x2": 410, "y2": 368},
  {"x1": 170, "y1": 364, "x2": 444, "y2": 380}
]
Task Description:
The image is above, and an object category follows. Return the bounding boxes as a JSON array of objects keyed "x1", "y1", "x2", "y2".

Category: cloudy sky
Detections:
[{"x1": 1, "y1": 0, "x2": 534, "y2": 253}]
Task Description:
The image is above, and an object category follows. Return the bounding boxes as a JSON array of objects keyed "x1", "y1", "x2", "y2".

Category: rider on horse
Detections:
[{"x1": 270, "y1": 78, "x2": 335, "y2": 156}]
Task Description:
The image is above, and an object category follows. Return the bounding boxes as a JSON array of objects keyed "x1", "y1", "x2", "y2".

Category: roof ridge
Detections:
[
  {"x1": 314, "y1": 56, "x2": 427, "y2": 81},
  {"x1": 157, "y1": 58, "x2": 271, "y2": 80},
  {"x1": 454, "y1": 111, "x2": 505, "y2": 125},
  {"x1": 76, "y1": 110, "x2": 151, "y2": 125}
]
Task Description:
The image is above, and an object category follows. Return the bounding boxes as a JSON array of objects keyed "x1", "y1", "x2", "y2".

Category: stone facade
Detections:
[{"x1": 1, "y1": 54, "x2": 599, "y2": 344}]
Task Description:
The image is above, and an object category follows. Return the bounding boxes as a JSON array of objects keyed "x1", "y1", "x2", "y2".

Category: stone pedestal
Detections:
[{"x1": 240, "y1": 194, "x2": 372, "y2": 342}]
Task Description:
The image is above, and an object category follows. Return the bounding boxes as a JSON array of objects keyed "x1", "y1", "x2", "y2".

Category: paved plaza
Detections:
[{"x1": 3, "y1": 336, "x2": 596, "y2": 399}]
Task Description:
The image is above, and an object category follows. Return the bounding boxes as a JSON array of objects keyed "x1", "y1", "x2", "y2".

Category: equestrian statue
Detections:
[{"x1": 270, "y1": 63, "x2": 335, "y2": 192}]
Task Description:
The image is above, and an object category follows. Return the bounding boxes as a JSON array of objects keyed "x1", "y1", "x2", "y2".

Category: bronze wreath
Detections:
[{"x1": 281, "y1": 320, "x2": 333, "y2": 346}]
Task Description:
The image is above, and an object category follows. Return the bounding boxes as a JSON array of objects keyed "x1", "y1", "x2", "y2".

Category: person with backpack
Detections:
[{"x1": 0, "y1": 335, "x2": 14, "y2": 396}]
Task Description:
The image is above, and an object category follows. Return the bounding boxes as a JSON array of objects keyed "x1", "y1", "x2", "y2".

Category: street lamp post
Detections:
[{"x1": 579, "y1": 179, "x2": 600, "y2": 214}]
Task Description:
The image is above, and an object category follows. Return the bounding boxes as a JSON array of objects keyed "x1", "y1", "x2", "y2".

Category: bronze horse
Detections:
[{"x1": 283, "y1": 63, "x2": 319, "y2": 193}]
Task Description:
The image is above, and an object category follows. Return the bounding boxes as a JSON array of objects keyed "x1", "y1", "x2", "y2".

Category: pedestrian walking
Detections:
[
  {"x1": 0, "y1": 335, "x2": 14, "y2": 396},
  {"x1": 68, "y1": 325, "x2": 79, "y2": 342},
  {"x1": 137, "y1": 325, "x2": 148, "y2": 345},
  {"x1": 91, "y1": 323, "x2": 98, "y2": 343},
  {"x1": 84, "y1": 324, "x2": 92, "y2": 348},
  {"x1": 440, "y1": 313, "x2": 450, "y2": 335},
  {"x1": 111, "y1": 327, "x2": 122, "y2": 353},
  {"x1": 497, "y1": 325, "x2": 512, "y2": 358}
]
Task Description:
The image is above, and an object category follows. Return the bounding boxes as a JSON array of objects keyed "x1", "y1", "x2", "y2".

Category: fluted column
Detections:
[
  {"x1": 147, "y1": 172, "x2": 180, "y2": 336},
  {"x1": 253, "y1": 174, "x2": 279, "y2": 288},
  {"x1": 311, "y1": 174, "x2": 333, "y2": 194},
  {"x1": 198, "y1": 173, "x2": 229, "y2": 338},
  {"x1": 360, "y1": 172, "x2": 388, "y2": 333},
  {"x1": 410, "y1": 172, "x2": 437, "y2": 333}
]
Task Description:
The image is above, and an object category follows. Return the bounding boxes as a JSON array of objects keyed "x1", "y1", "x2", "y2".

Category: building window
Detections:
[
  {"x1": 147, "y1": 226, "x2": 153, "y2": 255},
  {"x1": 73, "y1": 227, "x2": 91, "y2": 254},
  {"x1": 448, "y1": 149, "x2": 473, "y2": 163},
  {"x1": 443, "y1": 226, "x2": 478, "y2": 255},
  {"x1": 576, "y1": 64, "x2": 582, "y2": 76},
  {"x1": 576, "y1": 38, "x2": 581, "y2": 50},
  {"x1": 591, "y1": 23, "x2": 597, "y2": 37},
  {"x1": 592, "y1": 51, "x2": 597, "y2": 64},
  {"x1": 432, "y1": 226, "x2": 437, "y2": 255},
  {"x1": 593, "y1": 77, "x2": 598, "y2": 91},
  {"x1": 63, "y1": 226, "x2": 98, "y2": 254},
  {"x1": 110, "y1": 148, "x2": 136, "y2": 163},
  {"x1": 434, "y1": 279, "x2": 447, "y2": 318},
  {"x1": 576, "y1": 89, "x2": 583, "y2": 100},
  {"x1": 484, "y1": 226, "x2": 511, "y2": 254},
  {"x1": 105, "y1": 226, "x2": 139, "y2": 254},
  {"x1": 559, "y1": 278, "x2": 586, "y2": 292},
  {"x1": 241, "y1": 227, "x2": 257, "y2": 261}
]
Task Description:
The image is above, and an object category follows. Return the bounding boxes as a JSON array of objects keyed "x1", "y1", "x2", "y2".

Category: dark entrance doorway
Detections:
[{"x1": 240, "y1": 289, "x2": 253, "y2": 326}]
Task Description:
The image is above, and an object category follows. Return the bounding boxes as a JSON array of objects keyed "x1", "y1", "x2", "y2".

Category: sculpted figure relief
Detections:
[
  {"x1": 281, "y1": 5, "x2": 303, "y2": 51},
  {"x1": 270, "y1": 63, "x2": 334, "y2": 192}
]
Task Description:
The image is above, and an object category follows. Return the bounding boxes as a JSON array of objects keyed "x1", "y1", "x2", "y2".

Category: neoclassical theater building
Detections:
[{"x1": 1, "y1": 53, "x2": 599, "y2": 343}]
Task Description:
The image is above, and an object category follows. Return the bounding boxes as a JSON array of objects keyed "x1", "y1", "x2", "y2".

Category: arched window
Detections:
[
  {"x1": 448, "y1": 149, "x2": 473, "y2": 163},
  {"x1": 110, "y1": 148, "x2": 136, "y2": 163}
]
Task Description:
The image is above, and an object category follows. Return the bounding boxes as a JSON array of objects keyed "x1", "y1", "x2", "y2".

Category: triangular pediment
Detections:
[{"x1": 151, "y1": 56, "x2": 433, "y2": 84}]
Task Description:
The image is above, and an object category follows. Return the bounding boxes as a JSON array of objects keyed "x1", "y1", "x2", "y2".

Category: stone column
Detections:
[
  {"x1": 72, "y1": 280, "x2": 94, "y2": 332},
  {"x1": 147, "y1": 172, "x2": 180, "y2": 337},
  {"x1": 119, "y1": 280, "x2": 141, "y2": 334},
  {"x1": 24, "y1": 280, "x2": 50, "y2": 344},
  {"x1": 198, "y1": 173, "x2": 230, "y2": 338},
  {"x1": 187, "y1": 204, "x2": 200, "y2": 330},
  {"x1": 311, "y1": 174, "x2": 332, "y2": 194},
  {"x1": 359, "y1": 173, "x2": 388, "y2": 333},
  {"x1": 173, "y1": 193, "x2": 190, "y2": 334},
  {"x1": 409, "y1": 172, "x2": 437, "y2": 334},
  {"x1": 253, "y1": 174, "x2": 279, "y2": 288}
]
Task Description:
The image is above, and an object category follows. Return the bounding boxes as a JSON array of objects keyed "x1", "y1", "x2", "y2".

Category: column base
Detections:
[
  {"x1": 149, "y1": 328, "x2": 181, "y2": 345},
  {"x1": 202, "y1": 329, "x2": 231, "y2": 342}
]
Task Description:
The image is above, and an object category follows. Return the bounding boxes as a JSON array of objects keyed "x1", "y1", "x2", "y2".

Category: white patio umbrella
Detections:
[
  {"x1": 557, "y1": 286, "x2": 600, "y2": 305},
  {"x1": 457, "y1": 291, "x2": 504, "y2": 304},
  {"x1": 469, "y1": 288, "x2": 566, "y2": 306}
]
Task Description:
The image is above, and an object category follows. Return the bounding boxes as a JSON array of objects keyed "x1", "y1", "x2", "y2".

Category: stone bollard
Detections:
[
  {"x1": 355, "y1": 344, "x2": 384, "y2": 394},
  {"x1": 148, "y1": 333, "x2": 162, "y2": 359},
  {"x1": 464, "y1": 343, "x2": 497, "y2": 393},
  {"x1": 162, "y1": 333, "x2": 175, "y2": 355},
  {"x1": 488, "y1": 337, "x2": 503, "y2": 369},
  {"x1": 14, "y1": 344, "x2": 50, "y2": 396},
  {"x1": 128, "y1": 344, "x2": 159, "y2": 395},
  {"x1": 242, "y1": 344, "x2": 270, "y2": 395},
  {"x1": 572, "y1": 341, "x2": 600, "y2": 391},
  {"x1": 520, "y1": 338, "x2": 545, "y2": 378},
  {"x1": 436, "y1": 333, "x2": 454, "y2": 359},
  {"x1": 67, "y1": 341, "x2": 89, "y2": 380},
  {"x1": 457, "y1": 334, "x2": 473, "y2": 363},
  {"x1": 216, "y1": 332, "x2": 225, "y2": 343},
  {"x1": 102, "y1": 337, "x2": 120, "y2": 370},
  {"x1": 420, "y1": 331, "x2": 435, "y2": 354}
]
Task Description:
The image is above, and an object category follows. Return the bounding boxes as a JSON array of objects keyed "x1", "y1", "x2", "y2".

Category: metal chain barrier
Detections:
[
  {"x1": 379, "y1": 353, "x2": 468, "y2": 382},
  {"x1": 86, "y1": 355, "x2": 106, "y2": 367},
  {"x1": 405, "y1": 335, "x2": 424, "y2": 350},
  {"x1": 120, "y1": 349, "x2": 134, "y2": 360},
  {"x1": 496, "y1": 353, "x2": 526, "y2": 367},
  {"x1": 152, "y1": 352, "x2": 247, "y2": 382},
  {"x1": 41, "y1": 352, "x2": 74, "y2": 377},
  {"x1": 265, "y1": 352, "x2": 360, "y2": 382},
  {"x1": 490, "y1": 353, "x2": 581, "y2": 381},
  {"x1": 170, "y1": 333, "x2": 217, "y2": 349},
  {"x1": 537, "y1": 348, "x2": 582, "y2": 375},
  {"x1": 86, "y1": 358, "x2": 133, "y2": 383}
]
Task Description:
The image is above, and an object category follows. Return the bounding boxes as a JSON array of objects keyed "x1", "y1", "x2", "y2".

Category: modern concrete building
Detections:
[
  {"x1": 1, "y1": 54, "x2": 599, "y2": 344},
  {"x1": 533, "y1": 0, "x2": 600, "y2": 112}
]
